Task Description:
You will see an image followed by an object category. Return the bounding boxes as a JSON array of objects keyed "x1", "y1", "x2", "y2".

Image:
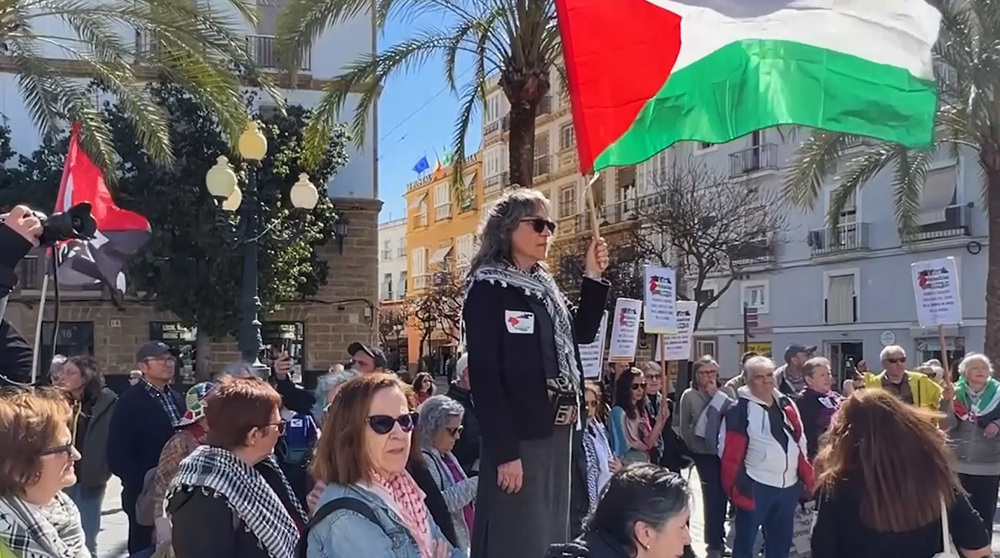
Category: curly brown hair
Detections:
[
  {"x1": 814, "y1": 388, "x2": 958, "y2": 532},
  {"x1": 0, "y1": 389, "x2": 72, "y2": 496}
]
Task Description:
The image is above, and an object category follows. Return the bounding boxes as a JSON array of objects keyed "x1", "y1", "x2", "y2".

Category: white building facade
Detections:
[
  {"x1": 378, "y1": 218, "x2": 407, "y2": 302},
  {"x1": 637, "y1": 130, "x2": 987, "y2": 383}
]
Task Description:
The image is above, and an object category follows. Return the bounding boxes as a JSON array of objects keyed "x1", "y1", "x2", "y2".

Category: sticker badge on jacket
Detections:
[{"x1": 505, "y1": 311, "x2": 535, "y2": 334}]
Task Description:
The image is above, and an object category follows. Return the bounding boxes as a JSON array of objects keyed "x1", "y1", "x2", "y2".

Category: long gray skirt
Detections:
[{"x1": 470, "y1": 425, "x2": 573, "y2": 558}]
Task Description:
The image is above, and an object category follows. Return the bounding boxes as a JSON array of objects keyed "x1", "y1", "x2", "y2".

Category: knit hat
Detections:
[{"x1": 176, "y1": 381, "x2": 218, "y2": 427}]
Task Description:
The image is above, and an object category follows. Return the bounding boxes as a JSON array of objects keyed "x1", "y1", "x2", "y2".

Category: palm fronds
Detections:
[{"x1": 3, "y1": 0, "x2": 274, "y2": 181}]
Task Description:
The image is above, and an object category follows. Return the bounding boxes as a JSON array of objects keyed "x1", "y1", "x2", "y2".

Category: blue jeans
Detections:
[
  {"x1": 732, "y1": 481, "x2": 799, "y2": 558},
  {"x1": 64, "y1": 484, "x2": 105, "y2": 558}
]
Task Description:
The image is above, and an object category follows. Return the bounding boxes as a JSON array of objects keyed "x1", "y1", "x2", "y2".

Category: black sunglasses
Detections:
[
  {"x1": 520, "y1": 218, "x2": 556, "y2": 234},
  {"x1": 886, "y1": 357, "x2": 906, "y2": 364},
  {"x1": 39, "y1": 442, "x2": 74, "y2": 457},
  {"x1": 447, "y1": 425, "x2": 464, "y2": 437},
  {"x1": 632, "y1": 382, "x2": 646, "y2": 390},
  {"x1": 368, "y1": 412, "x2": 419, "y2": 435}
]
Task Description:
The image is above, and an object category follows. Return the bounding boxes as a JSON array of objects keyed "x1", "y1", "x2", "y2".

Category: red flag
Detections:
[{"x1": 53, "y1": 123, "x2": 150, "y2": 294}]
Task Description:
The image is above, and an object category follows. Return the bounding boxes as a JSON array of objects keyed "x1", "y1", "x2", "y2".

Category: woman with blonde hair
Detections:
[{"x1": 810, "y1": 389, "x2": 991, "y2": 558}]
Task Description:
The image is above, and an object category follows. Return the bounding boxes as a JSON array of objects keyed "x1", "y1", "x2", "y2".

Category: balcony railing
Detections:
[
  {"x1": 501, "y1": 116, "x2": 510, "y2": 131},
  {"x1": 729, "y1": 144, "x2": 778, "y2": 177},
  {"x1": 730, "y1": 238, "x2": 776, "y2": 265},
  {"x1": 246, "y1": 34, "x2": 312, "y2": 72},
  {"x1": 576, "y1": 199, "x2": 640, "y2": 231},
  {"x1": 809, "y1": 222, "x2": 871, "y2": 256},
  {"x1": 534, "y1": 154, "x2": 551, "y2": 176},
  {"x1": 485, "y1": 174, "x2": 503, "y2": 192},
  {"x1": 412, "y1": 275, "x2": 429, "y2": 290},
  {"x1": 484, "y1": 120, "x2": 500, "y2": 135},
  {"x1": 904, "y1": 204, "x2": 973, "y2": 243},
  {"x1": 414, "y1": 213, "x2": 428, "y2": 228}
]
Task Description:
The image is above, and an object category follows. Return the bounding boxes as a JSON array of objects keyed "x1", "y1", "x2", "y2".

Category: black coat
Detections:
[{"x1": 463, "y1": 276, "x2": 609, "y2": 465}]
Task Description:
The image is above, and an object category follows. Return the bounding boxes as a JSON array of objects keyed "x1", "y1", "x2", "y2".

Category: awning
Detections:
[
  {"x1": 430, "y1": 246, "x2": 453, "y2": 265},
  {"x1": 917, "y1": 165, "x2": 957, "y2": 225},
  {"x1": 464, "y1": 172, "x2": 477, "y2": 191},
  {"x1": 409, "y1": 193, "x2": 427, "y2": 209}
]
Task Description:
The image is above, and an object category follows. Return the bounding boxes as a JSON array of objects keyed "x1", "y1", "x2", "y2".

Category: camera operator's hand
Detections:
[{"x1": 4, "y1": 206, "x2": 42, "y2": 247}]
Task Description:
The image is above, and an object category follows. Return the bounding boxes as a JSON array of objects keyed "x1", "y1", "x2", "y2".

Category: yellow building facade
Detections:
[{"x1": 403, "y1": 154, "x2": 483, "y2": 370}]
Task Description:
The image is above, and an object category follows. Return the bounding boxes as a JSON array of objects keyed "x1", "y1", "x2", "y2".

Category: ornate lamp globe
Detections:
[
  {"x1": 205, "y1": 156, "x2": 238, "y2": 200},
  {"x1": 289, "y1": 173, "x2": 319, "y2": 210},
  {"x1": 238, "y1": 121, "x2": 268, "y2": 161}
]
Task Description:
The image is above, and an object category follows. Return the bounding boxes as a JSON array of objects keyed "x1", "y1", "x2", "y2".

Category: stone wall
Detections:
[{"x1": 5, "y1": 198, "x2": 381, "y2": 378}]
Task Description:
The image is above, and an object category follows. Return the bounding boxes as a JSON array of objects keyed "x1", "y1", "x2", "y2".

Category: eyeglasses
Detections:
[
  {"x1": 39, "y1": 442, "x2": 74, "y2": 458},
  {"x1": 631, "y1": 383, "x2": 646, "y2": 391},
  {"x1": 886, "y1": 357, "x2": 906, "y2": 364},
  {"x1": 368, "y1": 412, "x2": 419, "y2": 435},
  {"x1": 586, "y1": 400, "x2": 599, "y2": 408},
  {"x1": 263, "y1": 420, "x2": 286, "y2": 435},
  {"x1": 520, "y1": 218, "x2": 556, "y2": 234},
  {"x1": 447, "y1": 426, "x2": 464, "y2": 438}
]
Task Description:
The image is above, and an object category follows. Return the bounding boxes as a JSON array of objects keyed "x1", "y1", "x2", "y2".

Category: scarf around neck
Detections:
[
  {"x1": 466, "y1": 263, "x2": 582, "y2": 393},
  {"x1": 371, "y1": 470, "x2": 433, "y2": 558},
  {"x1": 954, "y1": 376, "x2": 1000, "y2": 424},
  {"x1": 168, "y1": 446, "x2": 307, "y2": 558},
  {"x1": 0, "y1": 492, "x2": 87, "y2": 558}
]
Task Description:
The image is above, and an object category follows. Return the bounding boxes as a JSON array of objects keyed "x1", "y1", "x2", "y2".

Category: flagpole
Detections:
[{"x1": 30, "y1": 274, "x2": 49, "y2": 384}]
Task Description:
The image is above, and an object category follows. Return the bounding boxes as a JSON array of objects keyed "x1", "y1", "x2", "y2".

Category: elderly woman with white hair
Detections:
[
  {"x1": 419, "y1": 395, "x2": 478, "y2": 554},
  {"x1": 310, "y1": 368, "x2": 360, "y2": 423},
  {"x1": 940, "y1": 352, "x2": 1000, "y2": 532}
]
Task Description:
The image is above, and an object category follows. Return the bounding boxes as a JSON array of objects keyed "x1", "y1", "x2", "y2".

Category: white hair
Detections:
[
  {"x1": 958, "y1": 353, "x2": 993, "y2": 377},
  {"x1": 743, "y1": 355, "x2": 775, "y2": 378},
  {"x1": 879, "y1": 345, "x2": 906, "y2": 362}
]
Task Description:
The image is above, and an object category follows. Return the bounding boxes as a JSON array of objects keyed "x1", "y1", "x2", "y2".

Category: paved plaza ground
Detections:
[{"x1": 95, "y1": 469, "x2": 1000, "y2": 558}]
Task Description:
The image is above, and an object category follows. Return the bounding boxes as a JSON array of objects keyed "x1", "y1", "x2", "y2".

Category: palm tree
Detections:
[
  {"x1": 276, "y1": 0, "x2": 562, "y2": 188},
  {"x1": 3, "y1": 0, "x2": 279, "y2": 177},
  {"x1": 782, "y1": 0, "x2": 1000, "y2": 363}
]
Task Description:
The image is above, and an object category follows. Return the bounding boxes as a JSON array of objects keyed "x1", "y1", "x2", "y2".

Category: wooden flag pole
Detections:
[
  {"x1": 938, "y1": 324, "x2": 952, "y2": 384},
  {"x1": 586, "y1": 173, "x2": 601, "y2": 239}
]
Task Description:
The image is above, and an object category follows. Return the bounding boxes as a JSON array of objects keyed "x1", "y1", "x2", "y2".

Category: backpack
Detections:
[
  {"x1": 280, "y1": 413, "x2": 318, "y2": 466},
  {"x1": 296, "y1": 498, "x2": 382, "y2": 558}
]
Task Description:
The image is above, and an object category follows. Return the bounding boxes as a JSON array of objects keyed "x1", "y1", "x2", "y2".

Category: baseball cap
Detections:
[
  {"x1": 347, "y1": 341, "x2": 388, "y2": 369},
  {"x1": 784, "y1": 344, "x2": 817, "y2": 363},
  {"x1": 176, "y1": 381, "x2": 218, "y2": 427},
  {"x1": 136, "y1": 340, "x2": 173, "y2": 363}
]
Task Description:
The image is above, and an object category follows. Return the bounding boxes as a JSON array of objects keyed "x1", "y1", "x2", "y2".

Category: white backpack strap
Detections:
[{"x1": 940, "y1": 494, "x2": 956, "y2": 557}]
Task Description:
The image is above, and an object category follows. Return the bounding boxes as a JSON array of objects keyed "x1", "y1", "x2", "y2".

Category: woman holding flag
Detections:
[{"x1": 941, "y1": 353, "x2": 1000, "y2": 532}]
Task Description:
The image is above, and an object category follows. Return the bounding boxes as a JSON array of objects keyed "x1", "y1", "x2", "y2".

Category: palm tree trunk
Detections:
[
  {"x1": 507, "y1": 99, "x2": 538, "y2": 188},
  {"x1": 985, "y1": 166, "x2": 1000, "y2": 374}
]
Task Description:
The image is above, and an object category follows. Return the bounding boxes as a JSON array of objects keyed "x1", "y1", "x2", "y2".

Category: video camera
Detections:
[{"x1": 1, "y1": 202, "x2": 98, "y2": 246}]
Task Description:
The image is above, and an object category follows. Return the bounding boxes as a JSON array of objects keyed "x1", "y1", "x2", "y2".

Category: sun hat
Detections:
[{"x1": 176, "y1": 381, "x2": 218, "y2": 427}]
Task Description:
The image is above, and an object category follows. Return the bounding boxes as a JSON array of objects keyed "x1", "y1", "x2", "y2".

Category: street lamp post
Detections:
[{"x1": 205, "y1": 121, "x2": 320, "y2": 376}]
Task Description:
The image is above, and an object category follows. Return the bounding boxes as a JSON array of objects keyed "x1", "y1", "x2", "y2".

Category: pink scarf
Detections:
[{"x1": 371, "y1": 470, "x2": 433, "y2": 558}]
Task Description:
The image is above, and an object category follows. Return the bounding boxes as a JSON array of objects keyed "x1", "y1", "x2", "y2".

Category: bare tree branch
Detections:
[
  {"x1": 630, "y1": 157, "x2": 790, "y2": 330},
  {"x1": 407, "y1": 266, "x2": 465, "y2": 370}
]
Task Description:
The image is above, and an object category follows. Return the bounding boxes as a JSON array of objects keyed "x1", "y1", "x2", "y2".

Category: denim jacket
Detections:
[{"x1": 306, "y1": 481, "x2": 464, "y2": 558}]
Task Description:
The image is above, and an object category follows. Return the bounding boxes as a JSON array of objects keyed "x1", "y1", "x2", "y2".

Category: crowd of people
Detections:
[{"x1": 0, "y1": 190, "x2": 999, "y2": 558}]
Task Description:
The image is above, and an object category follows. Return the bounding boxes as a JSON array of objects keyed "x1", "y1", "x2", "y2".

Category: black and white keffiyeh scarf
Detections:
[
  {"x1": 0, "y1": 492, "x2": 88, "y2": 558},
  {"x1": 168, "y1": 446, "x2": 307, "y2": 558},
  {"x1": 466, "y1": 263, "x2": 583, "y2": 393}
]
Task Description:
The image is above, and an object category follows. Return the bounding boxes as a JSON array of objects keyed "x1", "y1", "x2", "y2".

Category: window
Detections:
[
  {"x1": 415, "y1": 200, "x2": 428, "y2": 227},
  {"x1": 638, "y1": 151, "x2": 668, "y2": 193},
  {"x1": 381, "y1": 240, "x2": 391, "y2": 260},
  {"x1": 694, "y1": 280, "x2": 719, "y2": 308},
  {"x1": 456, "y1": 234, "x2": 475, "y2": 267},
  {"x1": 824, "y1": 270, "x2": 859, "y2": 324},
  {"x1": 434, "y1": 183, "x2": 451, "y2": 220},
  {"x1": 695, "y1": 339, "x2": 717, "y2": 358},
  {"x1": 461, "y1": 173, "x2": 477, "y2": 211},
  {"x1": 826, "y1": 187, "x2": 857, "y2": 224},
  {"x1": 558, "y1": 185, "x2": 577, "y2": 219},
  {"x1": 560, "y1": 124, "x2": 575, "y2": 151},
  {"x1": 917, "y1": 164, "x2": 957, "y2": 225},
  {"x1": 535, "y1": 132, "x2": 550, "y2": 157},
  {"x1": 398, "y1": 272, "x2": 407, "y2": 297},
  {"x1": 741, "y1": 280, "x2": 769, "y2": 314},
  {"x1": 411, "y1": 248, "x2": 428, "y2": 276},
  {"x1": 397, "y1": 237, "x2": 406, "y2": 258},
  {"x1": 381, "y1": 273, "x2": 393, "y2": 300}
]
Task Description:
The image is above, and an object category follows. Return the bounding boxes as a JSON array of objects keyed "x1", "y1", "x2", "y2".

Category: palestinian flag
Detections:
[
  {"x1": 954, "y1": 376, "x2": 1000, "y2": 427},
  {"x1": 554, "y1": 0, "x2": 943, "y2": 173},
  {"x1": 54, "y1": 123, "x2": 150, "y2": 296}
]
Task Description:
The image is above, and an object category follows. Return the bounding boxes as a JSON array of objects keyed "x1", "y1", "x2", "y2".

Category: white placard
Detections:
[
  {"x1": 643, "y1": 265, "x2": 677, "y2": 333},
  {"x1": 579, "y1": 312, "x2": 608, "y2": 379},
  {"x1": 654, "y1": 300, "x2": 698, "y2": 361},
  {"x1": 608, "y1": 298, "x2": 643, "y2": 363},
  {"x1": 911, "y1": 257, "x2": 962, "y2": 327}
]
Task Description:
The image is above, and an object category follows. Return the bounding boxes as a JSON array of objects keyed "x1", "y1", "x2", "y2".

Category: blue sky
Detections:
[{"x1": 375, "y1": 19, "x2": 483, "y2": 223}]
